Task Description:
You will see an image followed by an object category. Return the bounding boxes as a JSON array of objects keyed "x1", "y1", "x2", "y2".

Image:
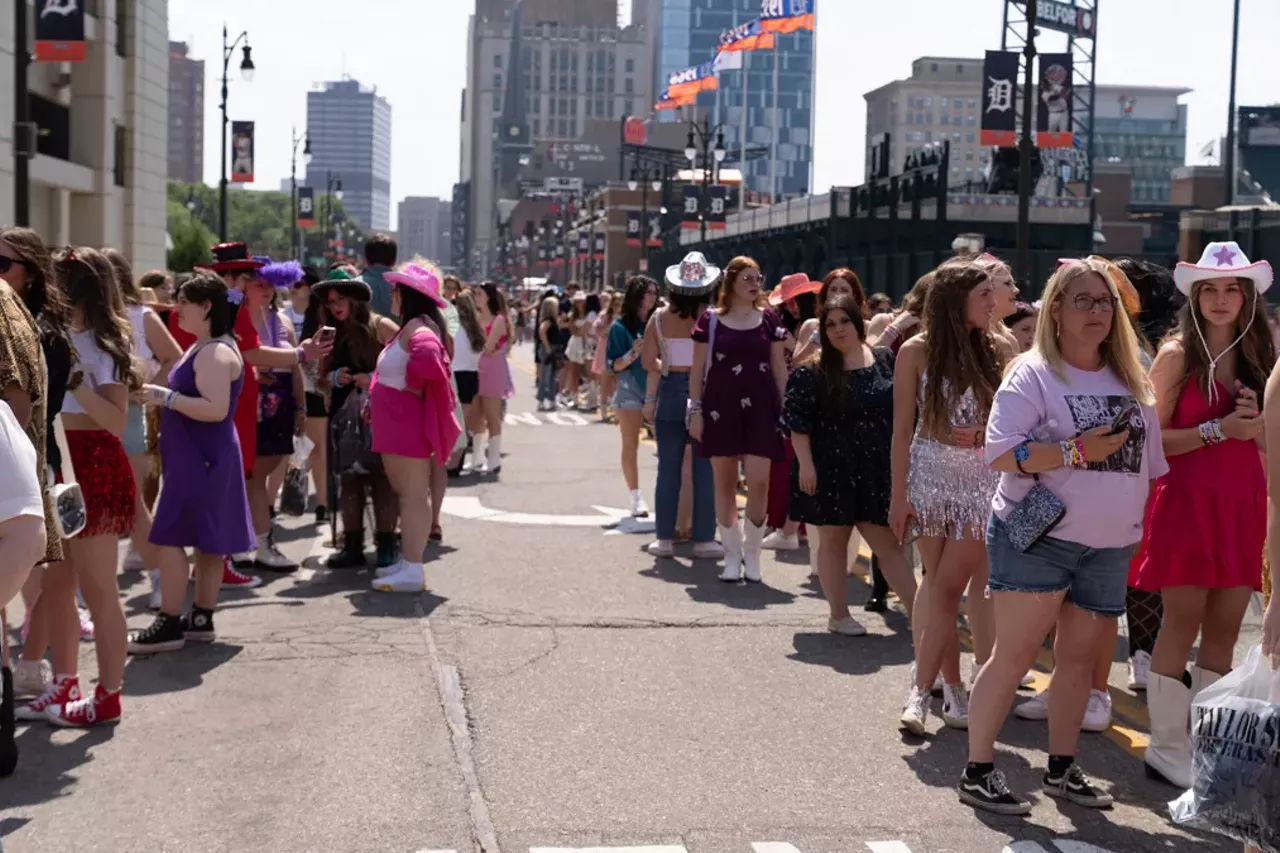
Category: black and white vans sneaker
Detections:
[
  {"x1": 1043, "y1": 762, "x2": 1113, "y2": 808},
  {"x1": 958, "y1": 767, "x2": 1032, "y2": 815},
  {"x1": 127, "y1": 613, "x2": 186, "y2": 655}
]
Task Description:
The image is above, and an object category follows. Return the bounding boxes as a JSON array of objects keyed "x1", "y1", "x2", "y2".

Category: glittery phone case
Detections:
[{"x1": 1004, "y1": 478, "x2": 1066, "y2": 552}]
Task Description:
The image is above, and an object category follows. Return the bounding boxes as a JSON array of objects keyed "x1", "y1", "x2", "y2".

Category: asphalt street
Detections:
[{"x1": 1, "y1": 344, "x2": 1251, "y2": 853}]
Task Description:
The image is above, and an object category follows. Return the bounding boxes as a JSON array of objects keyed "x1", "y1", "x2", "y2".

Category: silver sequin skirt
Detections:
[{"x1": 907, "y1": 437, "x2": 998, "y2": 540}]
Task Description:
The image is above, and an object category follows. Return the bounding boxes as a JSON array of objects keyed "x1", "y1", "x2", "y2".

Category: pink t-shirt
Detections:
[{"x1": 985, "y1": 354, "x2": 1169, "y2": 549}]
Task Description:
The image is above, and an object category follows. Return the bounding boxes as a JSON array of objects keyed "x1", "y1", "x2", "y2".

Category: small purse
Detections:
[{"x1": 1004, "y1": 475, "x2": 1066, "y2": 553}]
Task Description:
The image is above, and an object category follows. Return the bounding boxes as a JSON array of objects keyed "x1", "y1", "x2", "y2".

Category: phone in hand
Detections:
[
  {"x1": 1107, "y1": 405, "x2": 1139, "y2": 436},
  {"x1": 317, "y1": 326, "x2": 336, "y2": 344}
]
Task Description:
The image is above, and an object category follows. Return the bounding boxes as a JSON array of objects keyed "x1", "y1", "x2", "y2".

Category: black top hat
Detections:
[{"x1": 197, "y1": 242, "x2": 266, "y2": 273}]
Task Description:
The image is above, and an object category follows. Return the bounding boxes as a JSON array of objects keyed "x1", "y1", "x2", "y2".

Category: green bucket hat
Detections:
[{"x1": 312, "y1": 267, "x2": 372, "y2": 302}]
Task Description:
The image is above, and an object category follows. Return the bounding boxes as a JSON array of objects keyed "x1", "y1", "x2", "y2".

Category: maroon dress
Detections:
[{"x1": 692, "y1": 308, "x2": 786, "y2": 460}]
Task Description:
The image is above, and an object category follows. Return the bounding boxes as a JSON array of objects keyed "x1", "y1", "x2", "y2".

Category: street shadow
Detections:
[
  {"x1": 276, "y1": 568, "x2": 377, "y2": 599},
  {"x1": 347, "y1": 589, "x2": 447, "y2": 620},
  {"x1": 787, "y1": 628, "x2": 915, "y2": 676},
  {"x1": 5, "y1": 722, "x2": 115, "y2": 809},
  {"x1": 121, "y1": 640, "x2": 243, "y2": 696},
  {"x1": 638, "y1": 558, "x2": 798, "y2": 610}
]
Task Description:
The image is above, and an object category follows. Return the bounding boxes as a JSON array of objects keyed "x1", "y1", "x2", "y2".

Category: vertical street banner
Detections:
[
  {"x1": 35, "y1": 0, "x2": 87, "y2": 62},
  {"x1": 1036, "y1": 53, "x2": 1075, "y2": 149},
  {"x1": 647, "y1": 213, "x2": 663, "y2": 248},
  {"x1": 230, "y1": 121, "x2": 255, "y2": 183},
  {"x1": 626, "y1": 212, "x2": 642, "y2": 246},
  {"x1": 681, "y1": 186, "x2": 701, "y2": 231},
  {"x1": 593, "y1": 232, "x2": 606, "y2": 261},
  {"x1": 980, "y1": 51, "x2": 1019, "y2": 147},
  {"x1": 578, "y1": 234, "x2": 590, "y2": 259},
  {"x1": 708, "y1": 186, "x2": 728, "y2": 231},
  {"x1": 537, "y1": 245, "x2": 547, "y2": 263},
  {"x1": 297, "y1": 186, "x2": 316, "y2": 227}
]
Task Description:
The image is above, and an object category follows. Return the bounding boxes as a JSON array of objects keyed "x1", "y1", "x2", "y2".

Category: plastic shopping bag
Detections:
[
  {"x1": 1169, "y1": 644, "x2": 1280, "y2": 852},
  {"x1": 279, "y1": 434, "x2": 314, "y2": 517}
]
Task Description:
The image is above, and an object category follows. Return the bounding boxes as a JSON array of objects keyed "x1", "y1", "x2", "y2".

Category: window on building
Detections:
[
  {"x1": 966, "y1": 132, "x2": 975, "y2": 143},
  {"x1": 625, "y1": 58, "x2": 634, "y2": 73},
  {"x1": 968, "y1": 98, "x2": 977, "y2": 109},
  {"x1": 624, "y1": 99, "x2": 634, "y2": 115},
  {"x1": 625, "y1": 78, "x2": 634, "y2": 94},
  {"x1": 924, "y1": 96, "x2": 932, "y2": 107},
  {"x1": 930, "y1": 62, "x2": 938, "y2": 72},
  {"x1": 940, "y1": 114, "x2": 949, "y2": 126},
  {"x1": 116, "y1": 0, "x2": 128, "y2": 57},
  {"x1": 493, "y1": 73, "x2": 502, "y2": 89},
  {"x1": 113, "y1": 124, "x2": 128, "y2": 186},
  {"x1": 494, "y1": 54, "x2": 503, "y2": 68}
]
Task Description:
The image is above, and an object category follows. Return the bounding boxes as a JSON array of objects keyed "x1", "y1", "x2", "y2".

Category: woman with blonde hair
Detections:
[{"x1": 961, "y1": 256, "x2": 1166, "y2": 814}]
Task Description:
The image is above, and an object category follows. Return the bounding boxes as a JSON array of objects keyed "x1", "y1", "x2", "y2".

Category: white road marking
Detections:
[
  {"x1": 505, "y1": 412, "x2": 542, "y2": 426},
  {"x1": 441, "y1": 495, "x2": 631, "y2": 527},
  {"x1": 865, "y1": 843, "x2": 914, "y2": 853},
  {"x1": 1051, "y1": 843, "x2": 1119, "y2": 853},
  {"x1": 531, "y1": 848, "x2": 688, "y2": 853},
  {"x1": 503, "y1": 411, "x2": 591, "y2": 427},
  {"x1": 546, "y1": 411, "x2": 589, "y2": 427},
  {"x1": 752, "y1": 844, "x2": 804, "y2": 853}
]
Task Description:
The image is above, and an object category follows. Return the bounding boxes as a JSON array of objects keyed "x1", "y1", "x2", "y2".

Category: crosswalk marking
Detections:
[
  {"x1": 419, "y1": 843, "x2": 1119, "y2": 853},
  {"x1": 531, "y1": 848, "x2": 687, "y2": 853},
  {"x1": 752, "y1": 844, "x2": 803, "y2": 853},
  {"x1": 504, "y1": 411, "x2": 591, "y2": 427},
  {"x1": 865, "y1": 844, "x2": 913, "y2": 853}
]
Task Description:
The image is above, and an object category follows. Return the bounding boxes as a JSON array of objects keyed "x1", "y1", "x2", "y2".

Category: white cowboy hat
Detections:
[
  {"x1": 1173, "y1": 241, "x2": 1273, "y2": 296},
  {"x1": 664, "y1": 251, "x2": 721, "y2": 296}
]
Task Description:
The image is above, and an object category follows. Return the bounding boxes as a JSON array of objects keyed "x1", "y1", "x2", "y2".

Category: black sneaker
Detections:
[
  {"x1": 128, "y1": 613, "x2": 186, "y2": 654},
  {"x1": 315, "y1": 505, "x2": 328, "y2": 524},
  {"x1": 958, "y1": 767, "x2": 1032, "y2": 815},
  {"x1": 1043, "y1": 762, "x2": 1113, "y2": 809},
  {"x1": 182, "y1": 610, "x2": 216, "y2": 643}
]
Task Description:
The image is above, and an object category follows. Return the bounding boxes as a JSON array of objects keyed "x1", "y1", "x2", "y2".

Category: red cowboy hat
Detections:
[
  {"x1": 768, "y1": 272, "x2": 821, "y2": 306},
  {"x1": 195, "y1": 242, "x2": 266, "y2": 273}
]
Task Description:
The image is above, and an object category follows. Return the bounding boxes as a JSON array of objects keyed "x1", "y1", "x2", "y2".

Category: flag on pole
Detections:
[
  {"x1": 713, "y1": 50, "x2": 744, "y2": 73},
  {"x1": 760, "y1": 0, "x2": 815, "y2": 33},
  {"x1": 667, "y1": 62, "x2": 719, "y2": 100},
  {"x1": 719, "y1": 18, "x2": 776, "y2": 53}
]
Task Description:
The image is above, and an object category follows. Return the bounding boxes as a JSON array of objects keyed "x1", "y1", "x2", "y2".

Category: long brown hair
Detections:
[
  {"x1": 55, "y1": 247, "x2": 142, "y2": 392},
  {"x1": 454, "y1": 290, "x2": 487, "y2": 352},
  {"x1": 1172, "y1": 276, "x2": 1275, "y2": 401},
  {"x1": 919, "y1": 261, "x2": 1005, "y2": 437},
  {"x1": 820, "y1": 268, "x2": 867, "y2": 317},
  {"x1": 810, "y1": 294, "x2": 867, "y2": 412},
  {"x1": 0, "y1": 226, "x2": 70, "y2": 342},
  {"x1": 102, "y1": 247, "x2": 143, "y2": 306},
  {"x1": 716, "y1": 256, "x2": 763, "y2": 312}
]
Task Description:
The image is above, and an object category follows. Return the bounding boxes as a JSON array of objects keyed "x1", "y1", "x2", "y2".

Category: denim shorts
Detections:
[
  {"x1": 986, "y1": 514, "x2": 1130, "y2": 617},
  {"x1": 613, "y1": 371, "x2": 645, "y2": 411}
]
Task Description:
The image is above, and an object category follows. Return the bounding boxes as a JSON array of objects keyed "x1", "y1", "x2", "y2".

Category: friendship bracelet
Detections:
[
  {"x1": 644, "y1": 395, "x2": 658, "y2": 403},
  {"x1": 687, "y1": 399, "x2": 703, "y2": 413},
  {"x1": 163, "y1": 390, "x2": 179, "y2": 410},
  {"x1": 295, "y1": 346, "x2": 308, "y2": 364},
  {"x1": 1060, "y1": 437, "x2": 1086, "y2": 468},
  {"x1": 879, "y1": 325, "x2": 902, "y2": 347},
  {"x1": 1199, "y1": 419, "x2": 1226, "y2": 446}
]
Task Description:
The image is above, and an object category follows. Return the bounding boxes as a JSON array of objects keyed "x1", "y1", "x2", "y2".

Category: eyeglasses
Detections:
[
  {"x1": 738, "y1": 273, "x2": 763, "y2": 284},
  {"x1": 1071, "y1": 294, "x2": 1117, "y2": 313},
  {"x1": 0, "y1": 255, "x2": 31, "y2": 275}
]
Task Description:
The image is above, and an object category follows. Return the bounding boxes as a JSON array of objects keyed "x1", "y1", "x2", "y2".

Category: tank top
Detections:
[
  {"x1": 452, "y1": 327, "x2": 482, "y2": 372},
  {"x1": 375, "y1": 331, "x2": 411, "y2": 391},
  {"x1": 284, "y1": 304, "x2": 305, "y2": 332},
  {"x1": 253, "y1": 308, "x2": 291, "y2": 376},
  {"x1": 917, "y1": 370, "x2": 984, "y2": 431},
  {"x1": 127, "y1": 304, "x2": 154, "y2": 364},
  {"x1": 654, "y1": 308, "x2": 695, "y2": 376}
]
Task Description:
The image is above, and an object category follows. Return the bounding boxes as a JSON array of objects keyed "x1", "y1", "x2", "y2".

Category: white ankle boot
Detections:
[
  {"x1": 469, "y1": 434, "x2": 489, "y2": 471},
  {"x1": 1144, "y1": 672, "x2": 1192, "y2": 788},
  {"x1": 718, "y1": 520, "x2": 743, "y2": 582},
  {"x1": 486, "y1": 435, "x2": 503, "y2": 473},
  {"x1": 742, "y1": 518, "x2": 765, "y2": 583}
]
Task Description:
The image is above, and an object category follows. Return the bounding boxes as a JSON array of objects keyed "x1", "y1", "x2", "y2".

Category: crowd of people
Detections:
[
  {"x1": 0, "y1": 231, "x2": 517, "y2": 761},
  {"x1": 539, "y1": 241, "x2": 1277, "y2": 839}
]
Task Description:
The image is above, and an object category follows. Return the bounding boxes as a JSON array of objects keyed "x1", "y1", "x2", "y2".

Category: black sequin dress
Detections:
[{"x1": 780, "y1": 348, "x2": 895, "y2": 527}]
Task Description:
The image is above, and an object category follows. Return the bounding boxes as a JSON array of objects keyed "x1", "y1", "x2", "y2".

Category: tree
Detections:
[
  {"x1": 168, "y1": 217, "x2": 216, "y2": 272},
  {"x1": 166, "y1": 180, "x2": 365, "y2": 266}
]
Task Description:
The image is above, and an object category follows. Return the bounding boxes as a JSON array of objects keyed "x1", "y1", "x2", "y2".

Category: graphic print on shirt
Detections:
[{"x1": 1065, "y1": 393, "x2": 1145, "y2": 474}]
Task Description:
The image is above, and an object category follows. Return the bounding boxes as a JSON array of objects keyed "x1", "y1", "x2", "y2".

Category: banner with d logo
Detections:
[
  {"x1": 230, "y1": 121, "x2": 255, "y2": 183},
  {"x1": 626, "y1": 212, "x2": 642, "y2": 246},
  {"x1": 297, "y1": 186, "x2": 316, "y2": 227},
  {"x1": 36, "y1": 0, "x2": 86, "y2": 62}
]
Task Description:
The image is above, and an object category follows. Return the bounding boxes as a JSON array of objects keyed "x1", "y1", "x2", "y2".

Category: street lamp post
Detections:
[
  {"x1": 1224, "y1": 0, "x2": 1242, "y2": 207},
  {"x1": 290, "y1": 128, "x2": 312, "y2": 260},
  {"x1": 186, "y1": 188, "x2": 198, "y2": 221},
  {"x1": 629, "y1": 160, "x2": 665, "y2": 272},
  {"x1": 218, "y1": 24, "x2": 255, "y2": 241},
  {"x1": 685, "y1": 115, "x2": 727, "y2": 245},
  {"x1": 322, "y1": 171, "x2": 343, "y2": 262},
  {"x1": 1014, "y1": 1, "x2": 1037, "y2": 287}
]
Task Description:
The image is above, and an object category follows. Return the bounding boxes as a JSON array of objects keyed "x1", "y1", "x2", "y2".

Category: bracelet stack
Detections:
[
  {"x1": 879, "y1": 325, "x2": 902, "y2": 347},
  {"x1": 687, "y1": 400, "x2": 703, "y2": 414},
  {"x1": 1199, "y1": 419, "x2": 1226, "y2": 446},
  {"x1": 1060, "y1": 437, "x2": 1086, "y2": 468},
  {"x1": 163, "y1": 390, "x2": 179, "y2": 410}
]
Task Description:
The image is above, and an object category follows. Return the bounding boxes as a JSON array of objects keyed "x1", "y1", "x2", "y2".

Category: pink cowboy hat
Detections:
[
  {"x1": 768, "y1": 272, "x2": 821, "y2": 306},
  {"x1": 384, "y1": 263, "x2": 448, "y2": 309}
]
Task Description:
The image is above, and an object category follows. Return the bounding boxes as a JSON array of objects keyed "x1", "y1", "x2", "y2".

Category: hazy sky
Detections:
[{"x1": 170, "y1": 0, "x2": 1279, "y2": 229}]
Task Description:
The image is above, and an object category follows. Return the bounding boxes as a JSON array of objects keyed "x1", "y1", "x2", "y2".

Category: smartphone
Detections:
[
  {"x1": 317, "y1": 326, "x2": 336, "y2": 344},
  {"x1": 1107, "y1": 405, "x2": 1139, "y2": 436}
]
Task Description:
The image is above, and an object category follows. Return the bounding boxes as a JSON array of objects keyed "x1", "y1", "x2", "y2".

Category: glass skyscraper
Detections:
[
  {"x1": 648, "y1": 0, "x2": 815, "y2": 199},
  {"x1": 305, "y1": 79, "x2": 393, "y2": 233}
]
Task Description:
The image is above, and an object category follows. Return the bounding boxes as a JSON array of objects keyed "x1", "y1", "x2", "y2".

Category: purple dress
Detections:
[
  {"x1": 693, "y1": 308, "x2": 786, "y2": 460},
  {"x1": 149, "y1": 339, "x2": 256, "y2": 556}
]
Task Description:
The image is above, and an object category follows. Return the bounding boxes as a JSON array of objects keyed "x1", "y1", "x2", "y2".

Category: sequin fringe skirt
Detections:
[
  {"x1": 907, "y1": 436, "x2": 998, "y2": 541},
  {"x1": 65, "y1": 429, "x2": 137, "y2": 538}
]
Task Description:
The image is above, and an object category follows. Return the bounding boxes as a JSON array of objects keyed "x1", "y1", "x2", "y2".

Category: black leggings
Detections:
[{"x1": 1125, "y1": 586, "x2": 1163, "y2": 656}]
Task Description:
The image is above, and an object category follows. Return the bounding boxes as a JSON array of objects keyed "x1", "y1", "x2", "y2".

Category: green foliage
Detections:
[{"x1": 166, "y1": 180, "x2": 366, "y2": 268}]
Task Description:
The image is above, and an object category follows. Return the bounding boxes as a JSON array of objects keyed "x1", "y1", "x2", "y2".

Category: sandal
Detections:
[{"x1": 429, "y1": 525, "x2": 443, "y2": 544}]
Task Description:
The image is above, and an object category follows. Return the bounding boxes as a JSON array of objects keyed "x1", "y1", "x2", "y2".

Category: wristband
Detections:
[
  {"x1": 1199, "y1": 419, "x2": 1226, "y2": 446},
  {"x1": 687, "y1": 399, "x2": 703, "y2": 414},
  {"x1": 329, "y1": 369, "x2": 343, "y2": 386},
  {"x1": 880, "y1": 325, "x2": 902, "y2": 347},
  {"x1": 163, "y1": 390, "x2": 179, "y2": 410},
  {"x1": 296, "y1": 346, "x2": 308, "y2": 364},
  {"x1": 644, "y1": 395, "x2": 657, "y2": 403},
  {"x1": 1013, "y1": 442, "x2": 1030, "y2": 475}
]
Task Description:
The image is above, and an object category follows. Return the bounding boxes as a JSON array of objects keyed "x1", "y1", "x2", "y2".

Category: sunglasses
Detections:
[{"x1": 0, "y1": 255, "x2": 32, "y2": 275}]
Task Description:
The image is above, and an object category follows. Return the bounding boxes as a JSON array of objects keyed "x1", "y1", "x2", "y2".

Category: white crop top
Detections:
[
  {"x1": 452, "y1": 329, "x2": 482, "y2": 372},
  {"x1": 654, "y1": 308, "x2": 695, "y2": 374},
  {"x1": 375, "y1": 334, "x2": 410, "y2": 392},
  {"x1": 63, "y1": 329, "x2": 124, "y2": 415}
]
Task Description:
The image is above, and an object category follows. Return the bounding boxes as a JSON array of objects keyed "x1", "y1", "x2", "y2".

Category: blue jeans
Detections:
[
  {"x1": 536, "y1": 359, "x2": 557, "y2": 402},
  {"x1": 986, "y1": 514, "x2": 1131, "y2": 617},
  {"x1": 654, "y1": 372, "x2": 716, "y2": 543}
]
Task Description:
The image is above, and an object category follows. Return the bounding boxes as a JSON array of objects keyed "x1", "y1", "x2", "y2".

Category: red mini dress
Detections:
[{"x1": 1130, "y1": 376, "x2": 1264, "y2": 592}]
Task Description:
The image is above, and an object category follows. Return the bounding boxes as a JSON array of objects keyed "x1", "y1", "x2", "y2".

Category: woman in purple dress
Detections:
[
  {"x1": 127, "y1": 271, "x2": 255, "y2": 654},
  {"x1": 689, "y1": 256, "x2": 789, "y2": 584}
]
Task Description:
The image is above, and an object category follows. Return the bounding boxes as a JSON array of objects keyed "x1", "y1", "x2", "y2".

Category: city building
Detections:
[
  {"x1": 167, "y1": 40, "x2": 204, "y2": 185},
  {"x1": 305, "y1": 79, "x2": 393, "y2": 233},
  {"x1": 397, "y1": 196, "x2": 453, "y2": 265},
  {"x1": 863, "y1": 59, "x2": 1191, "y2": 202},
  {"x1": 0, "y1": 0, "x2": 169, "y2": 273},
  {"x1": 459, "y1": 0, "x2": 649, "y2": 276},
  {"x1": 642, "y1": 0, "x2": 815, "y2": 200}
]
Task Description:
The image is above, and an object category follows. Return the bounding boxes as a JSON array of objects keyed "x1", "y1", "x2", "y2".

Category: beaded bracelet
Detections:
[
  {"x1": 1060, "y1": 437, "x2": 1086, "y2": 468},
  {"x1": 687, "y1": 399, "x2": 703, "y2": 413},
  {"x1": 879, "y1": 325, "x2": 902, "y2": 347},
  {"x1": 1199, "y1": 419, "x2": 1226, "y2": 446}
]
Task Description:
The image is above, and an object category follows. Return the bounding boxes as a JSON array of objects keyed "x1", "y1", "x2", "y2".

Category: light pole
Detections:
[
  {"x1": 13, "y1": 0, "x2": 31, "y2": 226},
  {"x1": 685, "y1": 116, "x2": 727, "y2": 245},
  {"x1": 1014, "y1": 0, "x2": 1037, "y2": 287},
  {"x1": 218, "y1": 24, "x2": 255, "y2": 241},
  {"x1": 323, "y1": 171, "x2": 343, "y2": 262},
  {"x1": 290, "y1": 128, "x2": 312, "y2": 260},
  {"x1": 629, "y1": 163, "x2": 664, "y2": 272},
  {"x1": 1224, "y1": 0, "x2": 1242, "y2": 207},
  {"x1": 186, "y1": 188, "x2": 199, "y2": 222}
]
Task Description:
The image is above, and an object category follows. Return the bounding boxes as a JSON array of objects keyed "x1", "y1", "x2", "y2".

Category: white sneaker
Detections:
[
  {"x1": 256, "y1": 542, "x2": 298, "y2": 571},
  {"x1": 1015, "y1": 689, "x2": 1050, "y2": 721},
  {"x1": 646, "y1": 539, "x2": 674, "y2": 557},
  {"x1": 692, "y1": 541, "x2": 725, "y2": 559},
  {"x1": 762, "y1": 529, "x2": 800, "y2": 550},
  {"x1": 901, "y1": 684, "x2": 930, "y2": 735},
  {"x1": 78, "y1": 606, "x2": 95, "y2": 642},
  {"x1": 629, "y1": 489, "x2": 649, "y2": 518},
  {"x1": 942, "y1": 682, "x2": 970, "y2": 729},
  {"x1": 908, "y1": 661, "x2": 945, "y2": 696},
  {"x1": 828, "y1": 616, "x2": 867, "y2": 636},
  {"x1": 121, "y1": 547, "x2": 144, "y2": 571},
  {"x1": 376, "y1": 559, "x2": 403, "y2": 579},
  {"x1": 147, "y1": 568, "x2": 162, "y2": 611},
  {"x1": 1021, "y1": 670, "x2": 1036, "y2": 688},
  {"x1": 1082, "y1": 689, "x2": 1112, "y2": 732},
  {"x1": 1128, "y1": 650, "x2": 1151, "y2": 691},
  {"x1": 13, "y1": 658, "x2": 51, "y2": 698},
  {"x1": 371, "y1": 561, "x2": 425, "y2": 593}
]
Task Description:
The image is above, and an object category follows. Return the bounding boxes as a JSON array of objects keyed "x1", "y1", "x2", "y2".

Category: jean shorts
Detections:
[
  {"x1": 986, "y1": 514, "x2": 1130, "y2": 617},
  {"x1": 613, "y1": 371, "x2": 645, "y2": 411}
]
